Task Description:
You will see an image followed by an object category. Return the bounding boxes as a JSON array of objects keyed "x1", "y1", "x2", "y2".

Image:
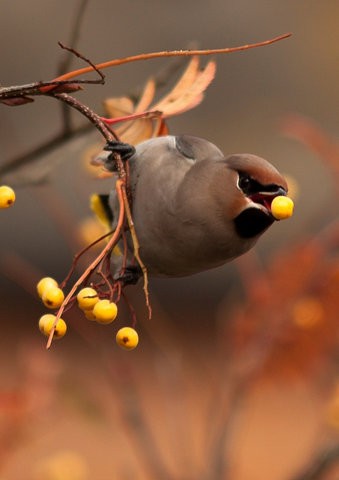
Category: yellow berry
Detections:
[
  {"x1": 84, "y1": 309, "x2": 96, "y2": 321},
  {"x1": 77, "y1": 287, "x2": 99, "y2": 310},
  {"x1": 116, "y1": 327, "x2": 139, "y2": 350},
  {"x1": 38, "y1": 313, "x2": 54, "y2": 333},
  {"x1": 42, "y1": 287, "x2": 65, "y2": 309},
  {"x1": 0, "y1": 185, "x2": 15, "y2": 208},
  {"x1": 38, "y1": 314, "x2": 67, "y2": 339},
  {"x1": 93, "y1": 299, "x2": 118, "y2": 324},
  {"x1": 271, "y1": 195, "x2": 294, "y2": 220},
  {"x1": 37, "y1": 277, "x2": 58, "y2": 298}
]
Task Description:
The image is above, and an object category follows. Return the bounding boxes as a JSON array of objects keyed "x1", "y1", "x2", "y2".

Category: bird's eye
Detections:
[{"x1": 238, "y1": 173, "x2": 252, "y2": 194}]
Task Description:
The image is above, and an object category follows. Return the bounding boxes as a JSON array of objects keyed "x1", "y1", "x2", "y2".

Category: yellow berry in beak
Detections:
[{"x1": 271, "y1": 195, "x2": 294, "y2": 220}]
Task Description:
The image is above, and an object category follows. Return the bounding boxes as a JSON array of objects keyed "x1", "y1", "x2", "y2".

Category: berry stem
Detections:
[
  {"x1": 120, "y1": 184, "x2": 152, "y2": 320},
  {"x1": 121, "y1": 291, "x2": 137, "y2": 328},
  {"x1": 46, "y1": 179, "x2": 126, "y2": 349},
  {"x1": 59, "y1": 229, "x2": 114, "y2": 289},
  {"x1": 100, "y1": 110, "x2": 162, "y2": 125}
]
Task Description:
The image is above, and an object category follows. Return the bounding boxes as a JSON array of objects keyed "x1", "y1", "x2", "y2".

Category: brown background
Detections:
[{"x1": 0, "y1": 1, "x2": 338, "y2": 479}]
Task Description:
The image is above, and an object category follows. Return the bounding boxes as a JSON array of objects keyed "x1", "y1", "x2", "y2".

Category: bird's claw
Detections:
[
  {"x1": 103, "y1": 141, "x2": 136, "y2": 171},
  {"x1": 115, "y1": 265, "x2": 142, "y2": 286}
]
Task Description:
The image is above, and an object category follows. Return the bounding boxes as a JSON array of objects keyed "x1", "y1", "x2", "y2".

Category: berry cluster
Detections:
[{"x1": 37, "y1": 277, "x2": 139, "y2": 350}]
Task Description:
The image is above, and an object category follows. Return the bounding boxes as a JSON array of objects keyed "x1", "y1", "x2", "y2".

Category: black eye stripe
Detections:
[
  {"x1": 237, "y1": 172, "x2": 282, "y2": 195},
  {"x1": 238, "y1": 173, "x2": 262, "y2": 194}
]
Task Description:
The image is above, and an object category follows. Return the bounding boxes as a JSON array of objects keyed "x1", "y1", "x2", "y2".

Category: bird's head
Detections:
[{"x1": 224, "y1": 154, "x2": 288, "y2": 239}]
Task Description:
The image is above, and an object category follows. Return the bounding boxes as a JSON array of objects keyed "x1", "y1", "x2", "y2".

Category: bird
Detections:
[{"x1": 93, "y1": 135, "x2": 288, "y2": 282}]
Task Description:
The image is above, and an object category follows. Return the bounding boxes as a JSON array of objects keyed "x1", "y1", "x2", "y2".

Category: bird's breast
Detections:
[{"x1": 133, "y1": 210, "x2": 256, "y2": 277}]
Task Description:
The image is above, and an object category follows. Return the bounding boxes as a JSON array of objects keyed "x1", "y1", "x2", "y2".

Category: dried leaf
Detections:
[
  {"x1": 102, "y1": 56, "x2": 216, "y2": 145},
  {"x1": 149, "y1": 56, "x2": 201, "y2": 111},
  {"x1": 116, "y1": 118, "x2": 157, "y2": 145},
  {"x1": 135, "y1": 78, "x2": 156, "y2": 113},
  {"x1": 104, "y1": 96, "x2": 134, "y2": 119},
  {"x1": 153, "y1": 57, "x2": 216, "y2": 117}
]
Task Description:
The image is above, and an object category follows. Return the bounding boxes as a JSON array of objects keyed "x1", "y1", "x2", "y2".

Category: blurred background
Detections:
[{"x1": 0, "y1": 1, "x2": 338, "y2": 479}]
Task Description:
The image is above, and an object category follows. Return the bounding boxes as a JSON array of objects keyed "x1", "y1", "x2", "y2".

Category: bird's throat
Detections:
[{"x1": 233, "y1": 208, "x2": 274, "y2": 239}]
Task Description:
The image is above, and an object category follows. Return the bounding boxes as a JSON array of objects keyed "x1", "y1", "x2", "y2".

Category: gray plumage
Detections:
[{"x1": 98, "y1": 135, "x2": 288, "y2": 279}]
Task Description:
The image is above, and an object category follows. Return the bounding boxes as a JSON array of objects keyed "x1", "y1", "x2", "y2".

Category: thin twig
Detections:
[
  {"x1": 59, "y1": 229, "x2": 115, "y2": 289},
  {"x1": 120, "y1": 184, "x2": 152, "y2": 320},
  {"x1": 51, "y1": 33, "x2": 292, "y2": 85},
  {"x1": 121, "y1": 290, "x2": 137, "y2": 328},
  {"x1": 0, "y1": 81, "x2": 82, "y2": 101},
  {"x1": 56, "y1": 0, "x2": 90, "y2": 77},
  {"x1": 57, "y1": 42, "x2": 105, "y2": 85},
  {"x1": 97, "y1": 254, "x2": 115, "y2": 300},
  {"x1": 0, "y1": 41, "x2": 104, "y2": 104}
]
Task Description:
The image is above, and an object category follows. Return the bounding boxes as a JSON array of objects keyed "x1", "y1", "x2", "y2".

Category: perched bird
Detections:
[{"x1": 94, "y1": 135, "x2": 288, "y2": 281}]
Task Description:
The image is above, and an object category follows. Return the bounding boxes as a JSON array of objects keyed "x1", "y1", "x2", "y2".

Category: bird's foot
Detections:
[
  {"x1": 115, "y1": 265, "x2": 142, "y2": 286},
  {"x1": 103, "y1": 141, "x2": 136, "y2": 171}
]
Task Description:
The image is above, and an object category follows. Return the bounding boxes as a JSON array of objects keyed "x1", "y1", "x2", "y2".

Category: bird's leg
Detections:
[
  {"x1": 114, "y1": 265, "x2": 143, "y2": 286},
  {"x1": 103, "y1": 141, "x2": 136, "y2": 172}
]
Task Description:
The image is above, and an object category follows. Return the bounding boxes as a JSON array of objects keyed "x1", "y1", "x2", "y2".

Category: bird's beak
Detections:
[{"x1": 249, "y1": 187, "x2": 287, "y2": 216}]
